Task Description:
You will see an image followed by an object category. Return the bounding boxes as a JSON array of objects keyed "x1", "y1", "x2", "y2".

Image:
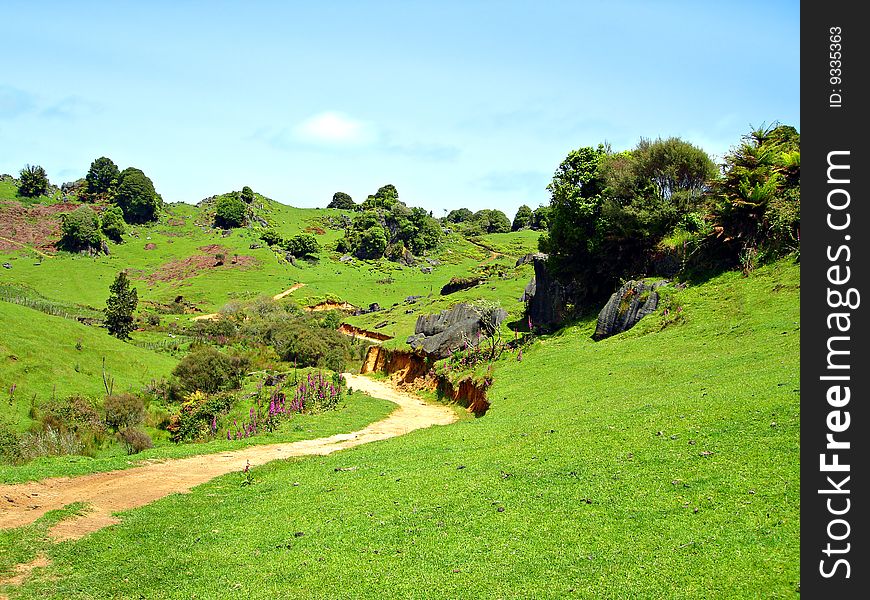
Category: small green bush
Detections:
[
  {"x1": 39, "y1": 395, "x2": 104, "y2": 436},
  {"x1": 172, "y1": 346, "x2": 249, "y2": 394},
  {"x1": 117, "y1": 427, "x2": 153, "y2": 454},
  {"x1": 59, "y1": 206, "x2": 102, "y2": 251},
  {"x1": 282, "y1": 234, "x2": 319, "y2": 257},
  {"x1": 0, "y1": 421, "x2": 22, "y2": 464},
  {"x1": 104, "y1": 393, "x2": 145, "y2": 431},
  {"x1": 101, "y1": 205, "x2": 127, "y2": 242},
  {"x1": 214, "y1": 194, "x2": 247, "y2": 228}
]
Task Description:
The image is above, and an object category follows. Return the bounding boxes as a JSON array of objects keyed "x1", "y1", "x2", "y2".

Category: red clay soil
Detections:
[
  {"x1": 338, "y1": 323, "x2": 392, "y2": 343},
  {"x1": 144, "y1": 246, "x2": 257, "y2": 284},
  {"x1": 0, "y1": 201, "x2": 83, "y2": 252},
  {"x1": 0, "y1": 375, "x2": 455, "y2": 542}
]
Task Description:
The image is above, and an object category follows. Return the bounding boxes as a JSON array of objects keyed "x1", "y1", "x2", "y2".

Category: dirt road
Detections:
[{"x1": 0, "y1": 374, "x2": 455, "y2": 541}]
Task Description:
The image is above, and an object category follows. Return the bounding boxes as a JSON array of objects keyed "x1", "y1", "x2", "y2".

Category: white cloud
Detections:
[{"x1": 294, "y1": 111, "x2": 377, "y2": 146}]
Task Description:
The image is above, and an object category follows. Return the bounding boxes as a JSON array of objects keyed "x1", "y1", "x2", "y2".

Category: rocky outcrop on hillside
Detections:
[
  {"x1": 593, "y1": 280, "x2": 667, "y2": 340},
  {"x1": 522, "y1": 254, "x2": 577, "y2": 329},
  {"x1": 406, "y1": 303, "x2": 506, "y2": 358}
]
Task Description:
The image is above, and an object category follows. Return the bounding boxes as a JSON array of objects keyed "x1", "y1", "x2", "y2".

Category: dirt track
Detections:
[{"x1": 0, "y1": 374, "x2": 455, "y2": 541}]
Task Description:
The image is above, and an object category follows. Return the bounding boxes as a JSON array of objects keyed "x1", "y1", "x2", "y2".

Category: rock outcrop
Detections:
[
  {"x1": 523, "y1": 254, "x2": 575, "y2": 329},
  {"x1": 593, "y1": 280, "x2": 667, "y2": 340},
  {"x1": 406, "y1": 303, "x2": 506, "y2": 358}
]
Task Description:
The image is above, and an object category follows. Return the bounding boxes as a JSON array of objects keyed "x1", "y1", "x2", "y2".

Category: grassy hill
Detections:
[{"x1": 6, "y1": 259, "x2": 800, "y2": 598}]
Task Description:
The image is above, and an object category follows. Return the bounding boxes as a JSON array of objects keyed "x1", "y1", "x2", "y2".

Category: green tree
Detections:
[
  {"x1": 356, "y1": 226, "x2": 388, "y2": 259},
  {"x1": 713, "y1": 123, "x2": 800, "y2": 260},
  {"x1": 105, "y1": 271, "x2": 138, "y2": 340},
  {"x1": 100, "y1": 205, "x2": 127, "y2": 242},
  {"x1": 59, "y1": 206, "x2": 102, "y2": 251},
  {"x1": 214, "y1": 194, "x2": 247, "y2": 228},
  {"x1": 472, "y1": 209, "x2": 511, "y2": 233},
  {"x1": 85, "y1": 157, "x2": 120, "y2": 199},
  {"x1": 282, "y1": 234, "x2": 319, "y2": 257},
  {"x1": 512, "y1": 205, "x2": 533, "y2": 231},
  {"x1": 18, "y1": 164, "x2": 49, "y2": 198},
  {"x1": 631, "y1": 137, "x2": 716, "y2": 209},
  {"x1": 530, "y1": 205, "x2": 550, "y2": 230},
  {"x1": 327, "y1": 192, "x2": 355, "y2": 209},
  {"x1": 172, "y1": 346, "x2": 247, "y2": 394},
  {"x1": 361, "y1": 184, "x2": 399, "y2": 210},
  {"x1": 115, "y1": 168, "x2": 161, "y2": 223},
  {"x1": 446, "y1": 208, "x2": 473, "y2": 223},
  {"x1": 240, "y1": 186, "x2": 255, "y2": 204}
]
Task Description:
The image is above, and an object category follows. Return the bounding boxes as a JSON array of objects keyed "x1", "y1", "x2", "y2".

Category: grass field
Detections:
[{"x1": 3, "y1": 259, "x2": 800, "y2": 598}]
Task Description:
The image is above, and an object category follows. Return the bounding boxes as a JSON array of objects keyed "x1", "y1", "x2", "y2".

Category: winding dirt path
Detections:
[
  {"x1": 0, "y1": 374, "x2": 455, "y2": 542},
  {"x1": 191, "y1": 283, "x2": 306, "y2": 321}
]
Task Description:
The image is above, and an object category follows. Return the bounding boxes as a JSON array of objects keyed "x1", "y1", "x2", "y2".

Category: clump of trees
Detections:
[
  {"x1": 336, "y1": 185, "x2": 442, "y2": 260},
  {"x1": 83, "y1": 157, "x2": 120, "y2": 201},
  {"x1": 537, "y1": 124, "x2": 799, "y2": 309},
  {"x1": 327, "y1": 192, "x2": 355, "y2": 210},
  {"x1": 17, "y1": 164, "x2": 50, "y2": 198},
  {"x1": 259, "y1": 230, "x2": 320, "y2": 257}
]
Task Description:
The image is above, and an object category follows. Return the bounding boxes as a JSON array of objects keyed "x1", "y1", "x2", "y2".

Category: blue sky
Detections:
[{"x1": 0, "y1": 1, "x2": 799, "y2": 218}]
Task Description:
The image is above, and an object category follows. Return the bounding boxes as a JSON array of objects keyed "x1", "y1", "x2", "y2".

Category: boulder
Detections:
[
  {"x1": 407, "y1": 303, "x2": 507, "y2": 358},
  {"x1": 339, "y1": 254, "x2": 354, "y2": 263},
  {"x1": 524, "y1": 255, "x2": 574, "y2": 329},
  {"x1": 440, "y1": 276, "x2": 483, "y2": 295},
  {"x1": 399, "y1": 248, "x2": 416, "y2": 266},
  {"x1": 420, "y1": 266, "x2": 433, "y2": 274},
  {"x1": 593, "y1": 280, "x2": 667, "y2": 340},
  {"x1": 101, "y1": 240, "x2": 110, "y2": 255},
  {"x1": 516, "y1": 252, "x2": 547, "y2": 267}
]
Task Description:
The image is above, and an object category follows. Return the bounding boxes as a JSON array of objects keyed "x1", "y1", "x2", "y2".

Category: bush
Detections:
[
  {"x1": 115, "y1": 167, "x2": 161, "y2": 223},
  {"x1": 471, "y1": 209, "x2": 511, "y2": 233},
  {"x1": 101, "y1": 205, "x2": 127, "y2": 242},
  {"x1": 104, "y1": 393, "x2": 145, "y2": 431},
  {"x1": 117, "y1": 427, "x2": 153, "y2": 454},
  {"x1": 18, "y1": 164, "x2": 49, "y2": 198},
  {"x1": 259, "y1": 229, "x2": 284, "y2": 247},
  {"x1": 167, "y1": 390, "x2": 233, "y2": 443},
  {"x1": 18, "y1": 426, "x2": 84, "y2": 461},
  {"x1": 172, "y1": 346, "x2": 249, "y2": 394},
  {"x1": 355, "y1": 226, "x2": 388, "y2": 259},
  {"x1": 0, "y1": 421, "x2": 22, "y2": 464},
  {"x1": 59, "y1": 206, "x2": 102, "y2": 251},
  {"x1": 39, "y1": 395, "x2": 103, "y2": 436},
  {"x1": 215, "y1": 194, "x2": 247, "y2": 228},
  {"x1": 446, "y1": 208, "x2": 473, "y2": 223}
]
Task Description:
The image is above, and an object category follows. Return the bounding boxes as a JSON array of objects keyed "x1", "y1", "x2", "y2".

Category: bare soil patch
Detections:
[
  {"x1": 0, "y1": 201, "x2": 82, "y2": 252},
  {"x1": 0, "y1": 375, "x2": 455, "y2": 541},
  {"x1": 144, "y1": 245, "x2": 257, "y2": 284}
]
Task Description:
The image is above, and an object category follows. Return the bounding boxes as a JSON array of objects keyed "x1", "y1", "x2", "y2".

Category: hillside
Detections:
[{"x1": 3, "y1": 259, "x2": 800, "y2": 598}]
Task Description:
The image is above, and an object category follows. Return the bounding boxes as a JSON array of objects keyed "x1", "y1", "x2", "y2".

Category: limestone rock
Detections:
[{"x1": 593, "y1": 280, "x2": 667, "y2": 340}]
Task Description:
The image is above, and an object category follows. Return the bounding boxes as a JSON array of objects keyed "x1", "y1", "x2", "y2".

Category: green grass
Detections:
[
  {"x1": 7, "y1": 260, "x2": 800, "y2": 598},
  {"x1": 0, "y1": 301, "x2": 178, "y2": 431},
  {"x1": 0, "y1": 389, "x2": 395, "y2": 484}
]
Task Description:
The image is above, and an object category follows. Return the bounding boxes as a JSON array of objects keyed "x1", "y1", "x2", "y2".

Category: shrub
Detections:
[
  {"x1": 18, "y1": 426, "x2": 83, "y2": 461},
  {"x1": 117, "y1": 427, "x2": 153, "y2": 454},
  {"x1": 0, "y1": 421, "x2": 22, "y2": 464},
  {"x1": 115, "y1": 167, "x2": 161, "y2": 223},
  {"x1": 18, "y1": 164, "x2": 49, "y2": 197},
  {"x1": 39, "y1": 395, "x2": 103, "y2": 436},
  {"x1": 101, "y1": 205, "x2": 127, "y2": 242},
  {"x1": 259, "y1": 229, "x2": 284, "y2": 247},
  {"x1": 446, "y1": 208, "x2": 473, "y2": 223},
  {"x1": 471, "y1": 209, "x2": 511, "y2": 233},
  {"x1": 104, "y1": 393, "x2": 145, "y2": 431},
  {"x1": 59, "y1": 206, "x2": 102, "y2": 251},
  {"x1": 167, "y1": 390, "x2": 234, "y2": 443},
  {"x1": 172, "y1": 346, "x2": 249, "y2": 394},
  {"x1": 214, "y1": 194, "x2": 247, "y2": 228},
  {"x1": 355, "y1": 226, "x2": 388, "y2": 259}
]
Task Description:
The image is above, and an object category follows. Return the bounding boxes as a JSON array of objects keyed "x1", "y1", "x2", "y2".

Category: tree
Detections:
[
  {"x1": 471, "y1": 209, "x2": 511, "y2": 233},
  {"x1": 172, "y1": 346, "x2": 247, "y2": 394},
  {"x1": 512, "y1": 205, "x2": 533, "y2": 231},
  {"x1": 631, "y1": 137, "x2": 716, "y2": 209},
  {"x1": 530, "y1": 205, "x2": 550, "y2": 230},
  {"x1": 59, "y1": 206, "x2": 102, "y2": 251},
  {"x1": 356, "y1": 226, "x2": 388, "y2": 259},
  {"x1": 18, "y1": 164, "x2": 49, "y2": 198},
  {"x1": 85, "y1": 157, "x2": 120, "y2": 199},
  {"x1": 327, "y1": 192, "x2": 355, "y2": 210},
  {"x1": 214, "y1": 194, "x2": 247, "y2": 228},
  {"x1": 282, "y1": 234, "x2": 319, "y2": 257},
  {"x1": 101, "y1": 205, "x2": 127, "y2": 242},
  {"x1": 240, "y1": 186, "x2": 255, "y2": 204},
  {"x1": 361, "y1": 184, "x2": 399, "y2": 210},
  {"x1": 115, "y1": 168, "x2": 161, "y2": 223},
  {"x1": 105, "y1": 271, "x2": 138, "y2": 340},
  {"x1": 446, "y1": 208, "x2": 473, "y2": 223}
]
